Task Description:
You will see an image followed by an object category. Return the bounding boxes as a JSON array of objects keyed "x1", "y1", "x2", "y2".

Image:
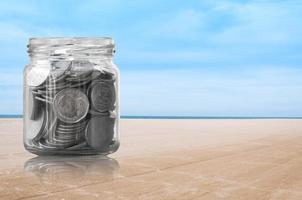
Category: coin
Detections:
[
  {"x1": 26, "y1": 66, "x2": 50, "y2": 87},
  {"x1": 67, "y1": 141, "x2": 88, "y2": 150},
  {"x1": 88, "y1": 109, "x2": 109, "y2": 116},
  {"x1": 53, "y1": 126, "x2": 84, "y2": 145},
  {"x1": 35, "y1": 96, "x2": 53, "y2": 104},
  {"x1": 98, "y1": 71, "x2": 115, "y2": 81},
  {"x1": 28, "y1": 88, "x2": 42, "y2": 120},
  {"x1": 58, "y1": 120, "x2": 87, "y2": 129},
  {"x1": 41, "y1": 106, "x2": 57, "y2": 141},
  {"x1": 26, "y1": 108, "x2": 46, "y2": 140},
  {"x1": 49, "y1": 61, "x2": 71, "y2": 80},
  {"x1": 52, "y1": 135, "x2": 76, "y2": 143},
  {"x1": 55, "y1": 120, "x2": 87, "y2": 141},
  {"x1": 56, "y1": 128, "x2": 85, "y2": 136},
  {"x1": 89, "y1": 82, "x2": 115, "y2": 112},
  {"x1": 39, "y1": 138, "x2": 76, "y2": 149},
  {"x1": 53, "y1": 88, "x2": 89, "y2": 123},
  {"x1": 47, "y1": 81, "x2": 69, "y2": 91},
  {"x1": 85, "y1": 116, "x2": 115, "y2": 151},
  {"x1": 68, "y1": 60, "x2": 94, "y2": 78},
  {"x1": 69, "y1": 79, "x2": 91, "y2": 88}
]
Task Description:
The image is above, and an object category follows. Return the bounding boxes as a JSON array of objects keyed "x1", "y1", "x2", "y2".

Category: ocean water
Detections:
[
  {"x1": 0, "y1": 115, "x2": 23, "y2": 118},
  {"x1": 0, "y1": 115, "x2": 301, "y2": 119}
]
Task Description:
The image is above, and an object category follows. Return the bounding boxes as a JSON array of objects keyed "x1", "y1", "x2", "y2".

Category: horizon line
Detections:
[{"x1": 0, "y1": 114, "x2": 302, "y2": 119}]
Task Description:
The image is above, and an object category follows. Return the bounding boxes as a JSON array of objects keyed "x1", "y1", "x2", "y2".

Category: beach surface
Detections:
[{"x1": 0, "y1": 119, "x2": 302, "y2": 199}]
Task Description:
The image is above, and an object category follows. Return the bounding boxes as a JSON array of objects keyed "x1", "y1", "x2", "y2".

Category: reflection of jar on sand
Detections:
[
  {"x1": 24, "y1": 156, "x2": 120, "y2": 183},
  {"x1": 23, "y1": 37, "x2": 120, "y2": 155}
]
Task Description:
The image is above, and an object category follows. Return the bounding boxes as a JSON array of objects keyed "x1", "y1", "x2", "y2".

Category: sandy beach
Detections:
[{"x1": 0, "y1": 119, "x2": 302, "y2": 199}]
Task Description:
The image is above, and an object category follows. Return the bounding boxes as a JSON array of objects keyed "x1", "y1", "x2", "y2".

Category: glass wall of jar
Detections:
[{"x1": 23, "y1": 37, "x2": 120, "y2": 155}]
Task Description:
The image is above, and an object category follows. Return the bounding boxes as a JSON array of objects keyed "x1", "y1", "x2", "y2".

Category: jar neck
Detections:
[{"x1": 28, "y1": 37, "x2": 115, "y2": 61}]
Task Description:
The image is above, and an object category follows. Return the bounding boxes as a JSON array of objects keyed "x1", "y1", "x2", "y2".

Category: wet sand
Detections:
[{"x1": 0, "y1": 119, "x2": 302, "y2": 199}]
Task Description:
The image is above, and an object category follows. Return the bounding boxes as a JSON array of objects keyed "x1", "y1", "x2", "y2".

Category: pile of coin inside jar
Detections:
[{"x1": 25, "y1": 60, "x2": 116, "y2": 154}]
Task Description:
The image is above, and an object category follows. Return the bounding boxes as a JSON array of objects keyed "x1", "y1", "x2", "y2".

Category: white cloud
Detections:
[
  {"x1": 209, "y1": 1, "x2": 302, "y2": 45},
  {"x1": 121, "y1": 67, "x2": 302, "y2": 116},
  {"x1": 131, "y1": 1, "x2": 302, "y2": 45}
]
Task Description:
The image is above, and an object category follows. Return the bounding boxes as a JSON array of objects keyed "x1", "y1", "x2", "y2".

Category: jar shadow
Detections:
[{"x1": 24, "y1": 155, "x2": 119, "y2": 184}]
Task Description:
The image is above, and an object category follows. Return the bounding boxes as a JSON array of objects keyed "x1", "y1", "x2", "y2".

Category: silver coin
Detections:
[
  {"x1": 58, "y1": 121, "x2": 87, "y2": 129},
  {"x1": 67, "y1": 71, "x2": 92, "y2": 80},
  {"x1": 89, "y1": 82, "x2": 115, "y2": 112},
  {"x1": 85, "y1": 70, "x2": 103, "y2": 82},
  {"x1": 67, "y1": 60, "x2": 94, "y2": 78},
  {"x1": 26, "y1": 66, "x2": 50, "y2": 87},
  {"x1": 37, "y1": 89, "x2": 47, "y2": 95},
  {"x1": 47, "y1": 82, "x2": 69, "y2": 90},
  {"x1": 97, "y1": 71, "x2": 115, "y2": 82},
  {"x1": 33, "y1": 84, "x2": 46, "y2": 90},
  {"x1": 56, "y1": 129, "x2": 85, "y2": 136},
  {"x1": 39, "y1": 138, "x2": 75, "y2": 149},
  {"x1": 65, "y1": 70, "x2": 101, "y2": 85},
  {"x1": 52, "y1": 135, "x2": 76, "y2": 142},
  {"x1": 49, "y1": 61, "x2": 71, "y2": 80},
  {"x1": 55, "y1": 137, "x2": 81, "y2": 144},
  {"x1": 31, "y1": 89, "x2": 40, "y2": 95},
  {"x1": 53, "y1": 88, "x2": 89, "y2": 124},
  {"x1": 46, "y1": 112, "x2": 73, "y2": 144},
  {"x1": 56, "y1": 122, "x2": 86, "y2": 136},
  {"x1": 55, "y1": 131, "x2": 83, "y2": 137},
  {"x1": 35, "y1": 96, "x2": 53, "y2": 104},
  {"x1": 28, "y1": 88, "x2": 42, "y2": 120},
  {"x1": 69, "y1": 79, "x2": 91, "y2": 88},
  {"x1": 44, "y1": 106, "x2": 58, "y2": 134},
  {"x1": 67, "y1": 141, "x2": 88, "y2": 150},
  {"x1": 37, "y1": 140, "x2": 58, "y2": 149},
  {"x1": 88, "y1": 109, "x2": 110, "y2": 117},
  {"x1": 85, "y1": 117, "x2": 115, "y2": 151},
  {"x1": 57, "y1": 126, "x2": 85, "y2": 132},
  {"x1": 34, "y1": 96, "x2": 46, "y2": 103},
  {"x1": 57, "y1": 125, "x2": 83, "y2": 131},
  {"x1": 46, "y1": 80, "x2": 70, "y2": 92},
  {"x1": 41, "y1": 94, "x2": 54, "y2": 101},
  {"x1": 26, "y1": 108, "x2": 46, "y2": 140},
  {"x1": 53, "y1": 129, "x2": 84, "y2": 144},
  {"x1": 54, "y1": 134, "x2": 77, "y2": 141}
]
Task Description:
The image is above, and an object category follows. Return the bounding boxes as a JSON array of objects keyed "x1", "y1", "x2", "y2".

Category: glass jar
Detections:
[{"x1": 23, "y1": 37, "x2": 120, "y2": 155}]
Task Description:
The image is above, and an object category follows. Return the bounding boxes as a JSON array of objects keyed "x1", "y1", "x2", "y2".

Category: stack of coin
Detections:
[{"x1": 25, "y1": 60, "x2": 117, "y2": 153}]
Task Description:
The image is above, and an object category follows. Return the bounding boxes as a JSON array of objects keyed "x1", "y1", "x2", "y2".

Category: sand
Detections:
[{"x1": 0, "y1": 119, "x2": 302, "y2": 199}]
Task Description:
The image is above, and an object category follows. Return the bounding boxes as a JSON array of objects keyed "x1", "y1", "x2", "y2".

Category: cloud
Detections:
[
  {"x1": 121, "y1": 66, "x2": 302, "y2": 116},
  {"x1": 130, "y1": 0, "x2": 302, "y2": 46},
  {"x1": 113, "y1": 0, "x2": 302, "y2": 67},
  {"x1": 209, "y1": 1, "x2": 302, "y2": 45}
]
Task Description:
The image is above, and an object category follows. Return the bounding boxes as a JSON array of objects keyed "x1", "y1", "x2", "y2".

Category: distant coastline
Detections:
[{"x1": 1, "y1": 115, "x2": 302, "y2": 119}]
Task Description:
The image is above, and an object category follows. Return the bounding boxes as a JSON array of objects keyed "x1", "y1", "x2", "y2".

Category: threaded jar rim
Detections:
[
  {"x1": 29, "y1": 37, "x2": 114, "y2": 46},
  {"x1": 28, "y1": 37, "x2": 115, "y2": 59}
]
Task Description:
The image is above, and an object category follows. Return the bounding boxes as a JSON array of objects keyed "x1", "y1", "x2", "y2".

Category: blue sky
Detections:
[{"x1": 0, "y1": 0, "x2": 302, "y2": 116}]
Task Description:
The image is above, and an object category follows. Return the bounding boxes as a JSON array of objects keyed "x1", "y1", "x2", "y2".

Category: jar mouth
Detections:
[
  {"x1": 28, "y1": 37, "x2": 115, "y2": 59},
  {"x1": 29, "y1": 37, "x2": 114, "y2": 46}
]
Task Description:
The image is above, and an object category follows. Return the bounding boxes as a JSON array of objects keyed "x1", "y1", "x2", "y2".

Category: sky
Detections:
[{"x1": 0, "y1": 0, "x2": 302, "y2": 117}]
